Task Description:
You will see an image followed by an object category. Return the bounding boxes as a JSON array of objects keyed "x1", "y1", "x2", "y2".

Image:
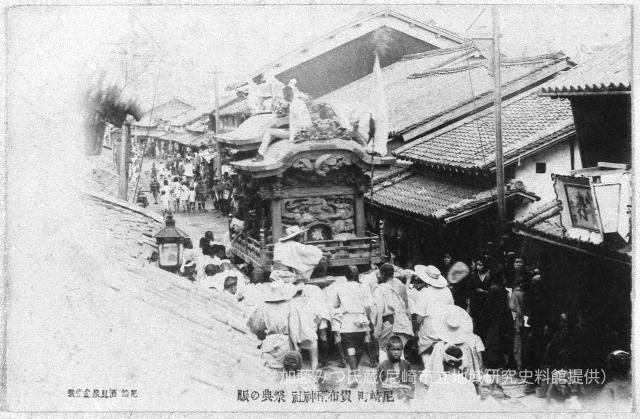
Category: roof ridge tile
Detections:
[
  {"x1": 400, "y1": 43, "x2": 476, "y2": 61},
  {"x1": 408, "y1": 62, "x2": 486, "y2": 78}
]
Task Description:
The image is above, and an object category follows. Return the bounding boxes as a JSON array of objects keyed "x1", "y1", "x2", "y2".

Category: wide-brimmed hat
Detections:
[
  {"x1": 414, "y1": 265, "x2": 447, "y2": 288},
  {"x1": 263, "y1": 280, "x2": 297, "y2": 303},
  {"x1": 269, "y1": 269, "x2": 298, "y2": 284},
  {"x1": 431, "y1": 305, "x2": 474, "y2": 344},
  {"x1": 279, "y1": 225, "x2": 308, "y2": 242},
  {"x1": 447, "y1": 261, "x2": 471, "y2": 285}
]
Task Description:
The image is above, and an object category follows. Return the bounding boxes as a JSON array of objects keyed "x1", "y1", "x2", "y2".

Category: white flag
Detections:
[{"x1": 367, "y1": 54, "x2": 389, "y2": 156}]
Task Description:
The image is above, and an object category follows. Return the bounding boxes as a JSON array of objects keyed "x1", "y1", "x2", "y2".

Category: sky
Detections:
[{"x1": 7, "y1": 3, "x2": 627, "y2": 111}]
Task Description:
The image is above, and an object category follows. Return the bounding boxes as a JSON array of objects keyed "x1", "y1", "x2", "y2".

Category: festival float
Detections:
[{"x1": 227, "y1": 116, "x2": 387, "y2": 282}]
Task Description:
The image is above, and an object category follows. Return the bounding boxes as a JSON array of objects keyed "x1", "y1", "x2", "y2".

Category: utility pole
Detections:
[
  {"x1": 493, "y1": 6, "x2": 506, "y2": 229},
  {"x1": 118, "y1": 122, "x2": 130, "y2": 200},
  {"x1": 213, "y1": 67, "x2": 223, "y2": 179}
]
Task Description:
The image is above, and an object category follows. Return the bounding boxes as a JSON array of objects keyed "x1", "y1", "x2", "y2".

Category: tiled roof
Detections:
[
  {"x1": 541, "y1": 38, "x2": 630, "y2": 96},
  {"x1": 371, "y1": 163, "x2": 411, "y2": 185},
  {"x1": 513, "y1": 199, "x2": 631, "y2": 262},
  {"x1": 158, "y1": 131, "x2": 207, "y2": 146},
  {"x1": 170, "y1": 109, "x2": 207, "y2": 127},
  {"x1": 398, "y1": 43, "x2": 479, "y2": 62},
  {"x1": 77, "y1": 165, "x2": 277, "y2": 403},
  {"x1": 219, "y1": 96, "x2": 251, "y2": 116},
  {"x1": 394, "y1": 91, "x2": 574, "y2": 172},
  {"x1": 222, "y1": 43, "x2": 478, "y2": 119},
  {"x1": 317, "y1": 51, "x2": 570, "y2": 141},
  {"x1": 85, "y1": 153, "x2": 122, "y2": 197},
  {"x1": 368, "y1": 170, "x2": 538, "y2": 222},
  {"x1": 215, "y1": 113, "x2": 276, "y2": 148},
  {"x1": 232, "y1": 137, "x2": 368, "y2": 175},
  {"x1": 186, "y1": 116, "x2": 209, "y2": 133},
  {"x1": 134, "y1": 98, "x2": 195, "y2": 128}
]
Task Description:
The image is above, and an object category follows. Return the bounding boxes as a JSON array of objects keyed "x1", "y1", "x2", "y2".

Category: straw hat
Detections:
[
  {"x1": 279, "y1": 225, "x2": 308, "y2": 242},
  {"x1": 431, "y1": 305, "x2": 474, "y2": 344},
  {"x1": 263, "y1": 280, "x2": 297, "y2": 302},
  {"x1": 269, "y1": 269, "x2": 298, "y2": 284},
  {"x1": 414, "y1": 265, "x2": 447, "y2": 288},
  {"x1": 447, "y1": 261, "x2": 471, "y2": 285}
]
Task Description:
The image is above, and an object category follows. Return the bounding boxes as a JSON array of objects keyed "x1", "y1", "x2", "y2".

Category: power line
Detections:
[
  {"x1": 464, "y1": 53, "x2": 489, "y2": 172},
  {"x1": 133, "y1": 13, "x2": 164, "y2": 53},
  {"x1": 465, "y1": 7, "x2": 487, "y2": 35}
]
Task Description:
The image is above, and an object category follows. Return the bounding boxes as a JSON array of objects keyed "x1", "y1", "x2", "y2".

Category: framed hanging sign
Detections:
[{"x1": 564, "y1": 184, "x2": 600, "y2": 231}]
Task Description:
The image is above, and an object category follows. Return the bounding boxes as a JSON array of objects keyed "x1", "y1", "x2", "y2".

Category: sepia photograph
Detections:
[{"x1": 2, "y1": 1, "x2": 635, "y2": 414}]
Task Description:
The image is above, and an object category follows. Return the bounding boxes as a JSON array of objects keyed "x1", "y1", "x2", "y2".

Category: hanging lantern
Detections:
[{"x1": 154, "y1": 213, "x2": 188, "y2": 270}]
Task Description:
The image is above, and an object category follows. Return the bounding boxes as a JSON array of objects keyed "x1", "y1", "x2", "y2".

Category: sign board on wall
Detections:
[
  {"x1": 554, "y1": 174, "x2": 603, "y2": 242},
  {"x1": 553, "y1": 169, "x2": 631, "y2": 244},
  {"x1": 564, "y1": 184, "x2": 599, "y2": 231}
]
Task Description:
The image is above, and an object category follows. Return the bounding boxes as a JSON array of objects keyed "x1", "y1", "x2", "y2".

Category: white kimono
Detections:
[{"x1": 273, "y1": 241, "x2": 322, "y2": 280}]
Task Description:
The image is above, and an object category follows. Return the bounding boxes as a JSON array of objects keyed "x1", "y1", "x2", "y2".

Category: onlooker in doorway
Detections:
[
  {"x1": 483, "y1": 275, "x2": 513, "y2": 369},
  {"x1": 470, "y1": 257, "x2": 493, "y2": 340},
  {"x1": 522, "y1": 273, "x2": 550, "y2": 394}
]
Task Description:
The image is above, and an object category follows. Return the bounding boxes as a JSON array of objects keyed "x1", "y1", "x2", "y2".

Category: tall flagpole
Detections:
[
  {"x1": 369, "y1": 52, "x2": 381, "y2": 205},
  {"x1": 493, "y1": 6, "x2": 506, "y2": 228}
]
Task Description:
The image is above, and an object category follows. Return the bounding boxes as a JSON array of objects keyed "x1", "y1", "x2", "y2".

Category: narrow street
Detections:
[{"x1": 134, "y1": 156, "x2": 230, "y2": 245}]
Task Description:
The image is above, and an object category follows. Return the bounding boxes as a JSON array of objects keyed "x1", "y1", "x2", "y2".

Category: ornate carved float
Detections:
[{"x1": 229, "y1": 135, "x2": 387, "y2": 281}]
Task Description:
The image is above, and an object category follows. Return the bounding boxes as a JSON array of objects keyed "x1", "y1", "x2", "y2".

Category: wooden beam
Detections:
[
  {"x1": 118, "y1": 122, "x2": 130, "y2": 200},
  {"x1": 271, "y1": 199, "x2": 283, "y2": 241},
  {"x1": 355, "y1": 194, "x2": 365, "y2": 236},
  {"x1": 514, "y1": 229, "x2": 631, "y2": 266},
  {"x1": 275, "y1": 186, "x2": 358, "y2": 199},
  {"x1": 539, "y1": 90, "x2": 630, "y2": 97}
]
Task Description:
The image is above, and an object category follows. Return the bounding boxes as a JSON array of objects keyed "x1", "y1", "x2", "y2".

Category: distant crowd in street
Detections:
[{"x1": 145, "y1": 148, "x2": 240, "y2": 217}]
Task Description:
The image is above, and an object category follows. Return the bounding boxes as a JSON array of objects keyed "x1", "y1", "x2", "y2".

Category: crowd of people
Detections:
[
  {"x1": 165, "y1": 222, "x2": 632, "y2": 410},
  {"x1": 145, "y1": 150, "x2": 240, "y2": 217}
]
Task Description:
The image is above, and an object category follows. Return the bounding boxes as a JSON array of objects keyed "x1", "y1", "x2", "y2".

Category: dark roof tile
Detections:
[
  {"x1": 541, "y1": 38, "x2": 630, "y2": 95},
  {"x1": 317, "y1": 50, "x2": 570, "y2": 139},
  {"x1": 394, "y1": 91, "x2": 574, "y2": 171},
  {"x1": 369, "y1": 170, "x2": 537, "y2": 221}
]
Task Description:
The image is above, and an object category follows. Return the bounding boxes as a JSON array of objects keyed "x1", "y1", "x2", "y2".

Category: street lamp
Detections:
[{"x1": 154, "y1": 212, "x2": 188, "y2": 271}]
